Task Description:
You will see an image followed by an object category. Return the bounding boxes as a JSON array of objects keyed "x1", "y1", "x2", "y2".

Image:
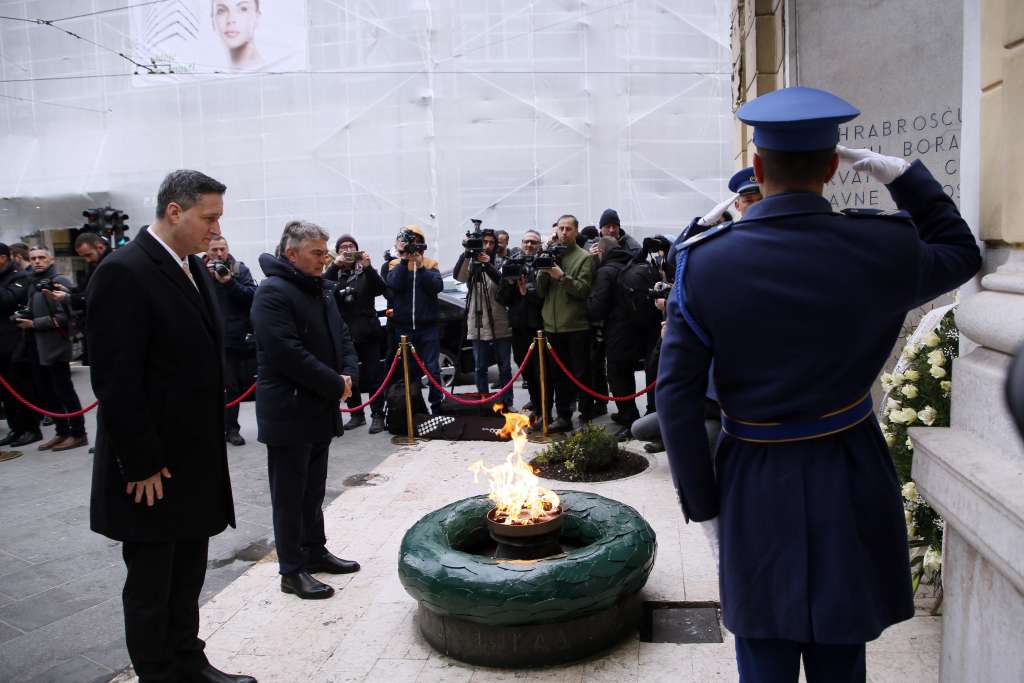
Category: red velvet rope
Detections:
[
  {"x1": 545, "y1": 342, "x2": 656, "y2": 401},
  {"x1": 411, "y1": 343, "x2": 535, "y2": 406},
  {"x1": 339, "y1": 350, "x2": 402, "y2": 413},
  {"x1": 0, "y1": 373, "x2": 99, "y2": 418}
]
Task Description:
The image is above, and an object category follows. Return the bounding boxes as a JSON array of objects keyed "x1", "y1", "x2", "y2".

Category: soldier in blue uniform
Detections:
[{"x1": 656, "y1": 86, "x2": 981, "y2": 682}]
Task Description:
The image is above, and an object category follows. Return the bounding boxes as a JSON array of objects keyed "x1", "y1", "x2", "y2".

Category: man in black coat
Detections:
[
  {"x1": 324, "y1": 234, "x2": 388, "y2": 433},
  {"x1": 496, "y1": 230, "x2": 545, "y2": 416},
  {"x1": 251, "y1": 220, "x2": 361, "y2": 600},
  {"x1": 202, "y1": 236, "x2": 257, "y2": 446},
  {"x1": 88, "y1": 170, "x2": 254, "y2": 683},
  {"x1": 0, "y1": 242, "x2": 41, "y2": 448}
]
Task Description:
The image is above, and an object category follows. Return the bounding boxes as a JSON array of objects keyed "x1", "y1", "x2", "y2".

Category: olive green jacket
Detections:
[{"x1": 536, "y1": 243, "x2": 593, "y2": 333}]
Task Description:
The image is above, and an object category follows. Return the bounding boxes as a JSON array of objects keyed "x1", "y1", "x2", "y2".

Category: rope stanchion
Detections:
[
  {"x1": 537, "y1": 330, "x2": 549, "y2": 435},
  {"x1": 339, "y1": 350, "x2": 402, "y2": 413},
  {"x1": 400, "y1": 336, "x2": 415, "y2": 441},
  {"x1": 0, "y1": 373, "x2": 98, "y2": 418},
  {"x1": 411, "y1": 343, "x2": 536, "y2": 406},
  {"x1": 545, "y1": 342, "x2": 656, "y2": 402}
]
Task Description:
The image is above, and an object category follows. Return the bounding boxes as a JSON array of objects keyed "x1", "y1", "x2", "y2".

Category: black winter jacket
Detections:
[
  {"x1": 0, "y1": 263, "x2": 29, "y2": 356},
  {"x1": 323, "y1": 262, "x2": 387, "y2": 343},
  {"x1": 251, "y1": 254, "x2": 360, "y2": 446},
  {"x1": 586, "y1": 247, "x2": 658, "y2": 362},
  {"x1": 496, "y1": 263, "x2": 544, "y2": 334},
  {"x1": 201, "y1": 255, "x2": 257, "y2": 351},
  {"x1": 16, "y1": 266, "x2": 75, "y2": 366}
]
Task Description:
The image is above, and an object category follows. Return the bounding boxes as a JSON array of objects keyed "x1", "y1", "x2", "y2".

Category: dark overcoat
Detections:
[
  {"x1": 656, "y1": 161, "x2": 981, "y2": 644},
  {"x1": 88, "y1": 228, "x2": 236, "y2": 542},
  {"x1": 251, "y1": 254, "x2": 359, "y2": 446}
]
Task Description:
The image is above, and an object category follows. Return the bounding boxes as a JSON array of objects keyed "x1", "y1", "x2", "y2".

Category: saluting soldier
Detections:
[{"x1": 656, "y1": 87, "x2": 981, "y2": 682}]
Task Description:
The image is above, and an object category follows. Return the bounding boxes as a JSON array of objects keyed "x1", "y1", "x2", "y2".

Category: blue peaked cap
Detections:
[
  {"x1": 736, "y1": 86, "x2": 859, "y2": 151},
  {"x1": 728, "y1": 166, "x2": 759, "y2": 195}
]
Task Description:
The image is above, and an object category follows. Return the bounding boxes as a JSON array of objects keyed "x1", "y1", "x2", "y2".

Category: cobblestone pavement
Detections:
[{"x1": 0, "y1": 366, "x2": 403, "y2": 682}]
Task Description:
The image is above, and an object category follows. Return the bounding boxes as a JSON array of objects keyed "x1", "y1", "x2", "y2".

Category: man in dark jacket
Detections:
[
  {"x1": 202, "y1": 236, "x2": 257, "y2": 446},
  {"x1": 15, "y1": 247, "x2": 87, "y2": 451},
  {"x1": 384, "y1": 224, "x2": 444, "y2": 414},
  {"x1": 324, "y1": 234, "x2": 388, "y2": 433},
  {"x1": 88, "y1": 169, "x2": 252, "y2": 683},
  {"x1": 587, "y1": 238, "x2": 660, "y2": 439},
  {"x1": 496, "y1": 230, "x2": 545, "y2": 416},
  {"x1": 252, "y1": 220, "x2": 361, "y2": 601},
  {"x1": 0, "y1": 243, "x2": 41, "y2": 448}
]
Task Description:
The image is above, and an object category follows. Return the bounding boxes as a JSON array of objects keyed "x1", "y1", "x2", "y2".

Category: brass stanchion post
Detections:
[
  {"x1": 536, "y1": 330, "x2": 549, "y2": 435},
  {"x1": 400, "y1": 335, "x2": 415, "y2": 443}
]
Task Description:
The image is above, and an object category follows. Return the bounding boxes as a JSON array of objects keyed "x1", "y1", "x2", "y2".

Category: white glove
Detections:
[
  {"x1": 698, "y1": 195, "x2": 738, "y2": 227},
  {"x1": 836, "y1": 145, "x2": 911, "y2": 185}
]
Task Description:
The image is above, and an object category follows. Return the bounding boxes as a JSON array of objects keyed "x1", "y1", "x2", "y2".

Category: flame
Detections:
[{"x1": 468, "y1": 406, "x2": 561, "y2": 525}]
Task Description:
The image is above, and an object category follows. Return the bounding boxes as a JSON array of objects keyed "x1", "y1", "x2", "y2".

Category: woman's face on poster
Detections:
[{"x1": 213, "y1": 1, "x2": 260, "y2": 49}]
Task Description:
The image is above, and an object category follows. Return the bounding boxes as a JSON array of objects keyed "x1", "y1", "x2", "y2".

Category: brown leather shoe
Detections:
[
  {"x1": 51, "y1": 436, "x2": 88, "y2": 452},
  {"x1": 37, "y1": 436, "x2": 64, "y2": 451}
]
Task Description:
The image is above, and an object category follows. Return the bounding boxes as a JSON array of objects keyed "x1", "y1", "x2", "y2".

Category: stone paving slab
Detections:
[{"x1": 126, "y1": 437, "x2": 942, "y2": 683}]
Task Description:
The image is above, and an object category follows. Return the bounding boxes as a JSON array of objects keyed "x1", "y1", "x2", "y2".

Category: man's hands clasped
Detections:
[{"x1": 127, "y1": 467, "x2": 172, "y2": 506}]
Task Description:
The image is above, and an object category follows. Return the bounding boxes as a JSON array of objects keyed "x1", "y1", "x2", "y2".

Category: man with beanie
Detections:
[
  {"x1": 324, "y1": 234, "x2": 388, "y2": 433},
  {"x1": 592, "y1": 209, "x2": 641, "y2": 256}
]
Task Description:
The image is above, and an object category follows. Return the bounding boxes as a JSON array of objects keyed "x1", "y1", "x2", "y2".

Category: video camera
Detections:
[
  {"x1": 33, "y1": 278, "x2": 54, "y2": 293},
  {"x1": 397, "y1": 229, "x2": 427, "y2": 255},
  {"x1": 462, "y1": 219, "x2": 495, "y2": 258},
  {"x1": 533, "y1": 244, "x2": 567, "y2": 270},
  {"x1": 500, "y1": 256, "x2": 529, "y2": 279}
]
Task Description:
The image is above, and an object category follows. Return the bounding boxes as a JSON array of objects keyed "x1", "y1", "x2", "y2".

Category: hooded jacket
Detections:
[
  {"x1": 385, "y1": 255, "x2": 443, "y2": 330},
  {"x1": 251, "y1": 254, "x2": 359, "y2": 445}
]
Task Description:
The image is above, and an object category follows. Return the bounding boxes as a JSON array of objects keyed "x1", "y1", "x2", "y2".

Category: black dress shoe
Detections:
[
  {"x1": 611, "y1": 412, "x2": 634, "y2": 427},
  {"x1": 345, "y1": 413, "x2": 366, "y2": 429},
  {"x1": 548, "y1": 417, "x2": 573, "y2": 433},
  {"x1": 281, "y1": 570, "x2": 334, "y2": 599},
  {"x1": 368, "y1": 415, "x2": 386, "y2": 434},
  {"x1": 226, "y1": 431, "x2": 245, "y2": 446},
  {"x1": 11, "y1": 431, "x2": 42, "y2": 447},
  {"x1": 0, "y1": 432, "x2": 21, "y2": 447},
  {"x1": 644, "y1": 440, "x2": 666, "y2": 454},
  {"x1": 186, "y1": 663, "x2": 257, "y2": 683},
  {"x1": 306, "y1": 551, "x2": 360, "y2": 574}
]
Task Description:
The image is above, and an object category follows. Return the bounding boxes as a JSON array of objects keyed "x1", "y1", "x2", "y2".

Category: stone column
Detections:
[
  {"x1": 731, "y1": 0, "x2": 785, "y2": 168},
  {"x1": 910, "y1": 0, "x2": 1024, "y2": 681}
]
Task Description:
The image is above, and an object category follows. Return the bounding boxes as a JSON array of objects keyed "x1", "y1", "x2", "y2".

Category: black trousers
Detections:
[
  {"x1": 578, "y1": 331, "x2": 608, "y2": 417},
  {"x1": 29, "y1": 356, "x2": 85, "y2": 437},
  {"x1": 223, "y1": 349, "x2": 253, "y2": 434},
  {"x1": 0, "y1": 351, "x2": 40, "y2": 434},
  {"x1": 735, "y1": 636, "x2": 866, "y2": 683},
  {"x1": 347, "y1": 338, "x2": 386, "y2": 418},
  {"x1": 644, "y1": 338, "x2": 661, "y2": 414},
  {"x1": 607, "y1": 357, "x2": 641, "y2": 423},
  {"x1": 544, "y1": 330, "x2": 591, "y2": 421},
  {"x1": 121, "y1": 539, "x2": 210, "y2": 682},
  {"x1": 511, "y1": 328, "x2": 541, "y2": 412},
  {"x1": 267, "y1": 441, "x2": 330, "y2": 575}
]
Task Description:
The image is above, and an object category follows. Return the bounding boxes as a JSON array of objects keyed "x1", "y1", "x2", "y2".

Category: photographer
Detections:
[
  {"x1": 494, "y1": 230, "x2": 510, "y2": 260},
  {"x1": 496, "y1": 230, "x2": 544, "y2": 416},
  {"x1": 535, "y1": 214, "x2": 594, "y2": 432},
  {"x1": 0, "y1": 243, "x2": 42, "y2": 448},
  {"x1": 324, "y1": 234, "x2": 388, "y2": 433},
  {"x1": 202, "y1": 236, "x2": 257, "y2": 446},
  {"x1": 454, "y1": 225, "x2": 513, "y2": 408},
  {"x1": 14, "y1": 247, "x2": 87, "y2": 451},
  {"x1": 385, "y1": 225, "x2": 444, "y2": 415}
]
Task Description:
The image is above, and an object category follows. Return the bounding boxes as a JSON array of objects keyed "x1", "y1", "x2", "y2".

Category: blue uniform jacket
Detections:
[{"x1": 655, "y1": 160, "x2": 981, "y2": 644}]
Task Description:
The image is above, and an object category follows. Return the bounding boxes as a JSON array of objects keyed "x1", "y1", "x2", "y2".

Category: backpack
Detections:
[
  {"x1": 385, "y1": 379, "x2": 429, "y2": 434},
  {"x1": 615, "y1": 257, "x2": 663, "y2": 329}
]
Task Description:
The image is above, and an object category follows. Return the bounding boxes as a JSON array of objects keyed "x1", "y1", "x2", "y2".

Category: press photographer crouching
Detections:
[
  {"x1": 324, "y1": 234, "x2": 388, "y2": 434},
  {"x1": 14, "y1": 247, "x2": 87, "y2": 451},
  {"x1": 536, "y1": 215, "x2": 594, "y2": 432},
  {"x1": 454, "y1": 222, "x2": 513, "y2": 408},
  {"x1": 385, "y1": 225, "x2": 444, "y2": 415},
  {"x1": 496, "y1": 230, "x2": 545, "y2": 417},
  {"x1": 203, "y1": 236, "x2": 257, "y2": 446},
  {"x1": 0, "y1": 242, "x2": 42, "y2": 448}
]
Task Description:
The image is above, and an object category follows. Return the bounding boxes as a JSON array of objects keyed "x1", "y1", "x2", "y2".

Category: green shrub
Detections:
[{"x1": 538, "y1": 424, "x2": 619, "y2": 473}]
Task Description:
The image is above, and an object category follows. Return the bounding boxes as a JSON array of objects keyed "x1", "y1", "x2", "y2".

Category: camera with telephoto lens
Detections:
[
  {"x1": 397, "y1": 230, "x2": 427, "y2": 255},
  {"x1": 209, "y1": 260, "x2": 231, "y2": 278},
  {"x1": 33, "y1": 278, "x2": 53, "y2": 292},
  {"x1": 533, "y1": 244, "x2": 567, "y2": 270},
  {"x1": 648, "y1": 281, "x2": 673, "y2": 300}
]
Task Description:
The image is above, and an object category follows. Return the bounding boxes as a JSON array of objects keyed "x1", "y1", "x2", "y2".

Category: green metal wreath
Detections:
[{"x1": 398, "y1": 491, "x2": 657, "y2": 626}]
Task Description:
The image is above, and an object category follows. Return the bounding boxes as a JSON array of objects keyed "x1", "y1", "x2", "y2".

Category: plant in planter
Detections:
[
  {"x1": 532, "y1": 424, "x2": 648, "y2": 482},
  {"x1": 879, "y1": 307, "x2": 957, "y2": 608}
]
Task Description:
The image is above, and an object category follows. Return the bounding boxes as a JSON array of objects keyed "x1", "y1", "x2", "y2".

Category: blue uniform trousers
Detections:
[{"x1": 735, "y1": 636, "x2": 865, "y2": 683}]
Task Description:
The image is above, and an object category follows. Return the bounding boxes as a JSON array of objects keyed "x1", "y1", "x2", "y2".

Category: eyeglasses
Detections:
[{"x1": 522, "y1": 240, "x2": 540, "y2": 245}]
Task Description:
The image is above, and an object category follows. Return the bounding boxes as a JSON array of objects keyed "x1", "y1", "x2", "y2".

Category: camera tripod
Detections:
[{"x1": 465, "y1": 258, "x2": 498, "y2": 343}]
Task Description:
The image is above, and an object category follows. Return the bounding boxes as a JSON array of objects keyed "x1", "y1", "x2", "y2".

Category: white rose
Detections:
[
  {"x1": 880, "y1": 373, "x2": 894, "y2": 391},
  {"x1": 927, "y1": 349, "x2": 946, "y2": 367},
  {"x1": 901, "y1": 407, "x2": 918, "y2": 424},
  {"x1": 923, "y1": 547, "x2": 942, "y2": 577},
  {"x1": 923, "y1": 331, "x2": 941, "y2": 347},
  {"x1": 886, "y1": 397, "x2": 902, "y2": 412},
  {"x1": 905, "y1": 436, "x2": 914, "y2": 450},
  {"x1": 902, "y1": 481, "x2": 918, "y2": 500},
  {"x1": 901, "y1": 342, "x2": 919, "y2": 360},
  {"x1": 884, "y1": 431, "x2": 895, "y2": 447},
  {"x1": 904, "y1": 369, "x2": 920, "y2": 381},
  {"x1": 904, "y1": 509, "x2": 913, "y2": 525},
  {"x1": 900, "y1": 384, "x2": 919, "y2": 399},
  {"x1": 889, "y1": 409, "x2": 909, "y2": 424},
  {"x1": 940, "y1": 380, "x2": 952, "y2": 394},
  {"x1": 891, "y1": 372, "x2": 906, "y2": 386},
  {"x1": 918, "y1": 405, "x2": 938, "y2": 426},
  {"x1": 929, "y1": 365, "x2": 947, "y2": 379}
]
